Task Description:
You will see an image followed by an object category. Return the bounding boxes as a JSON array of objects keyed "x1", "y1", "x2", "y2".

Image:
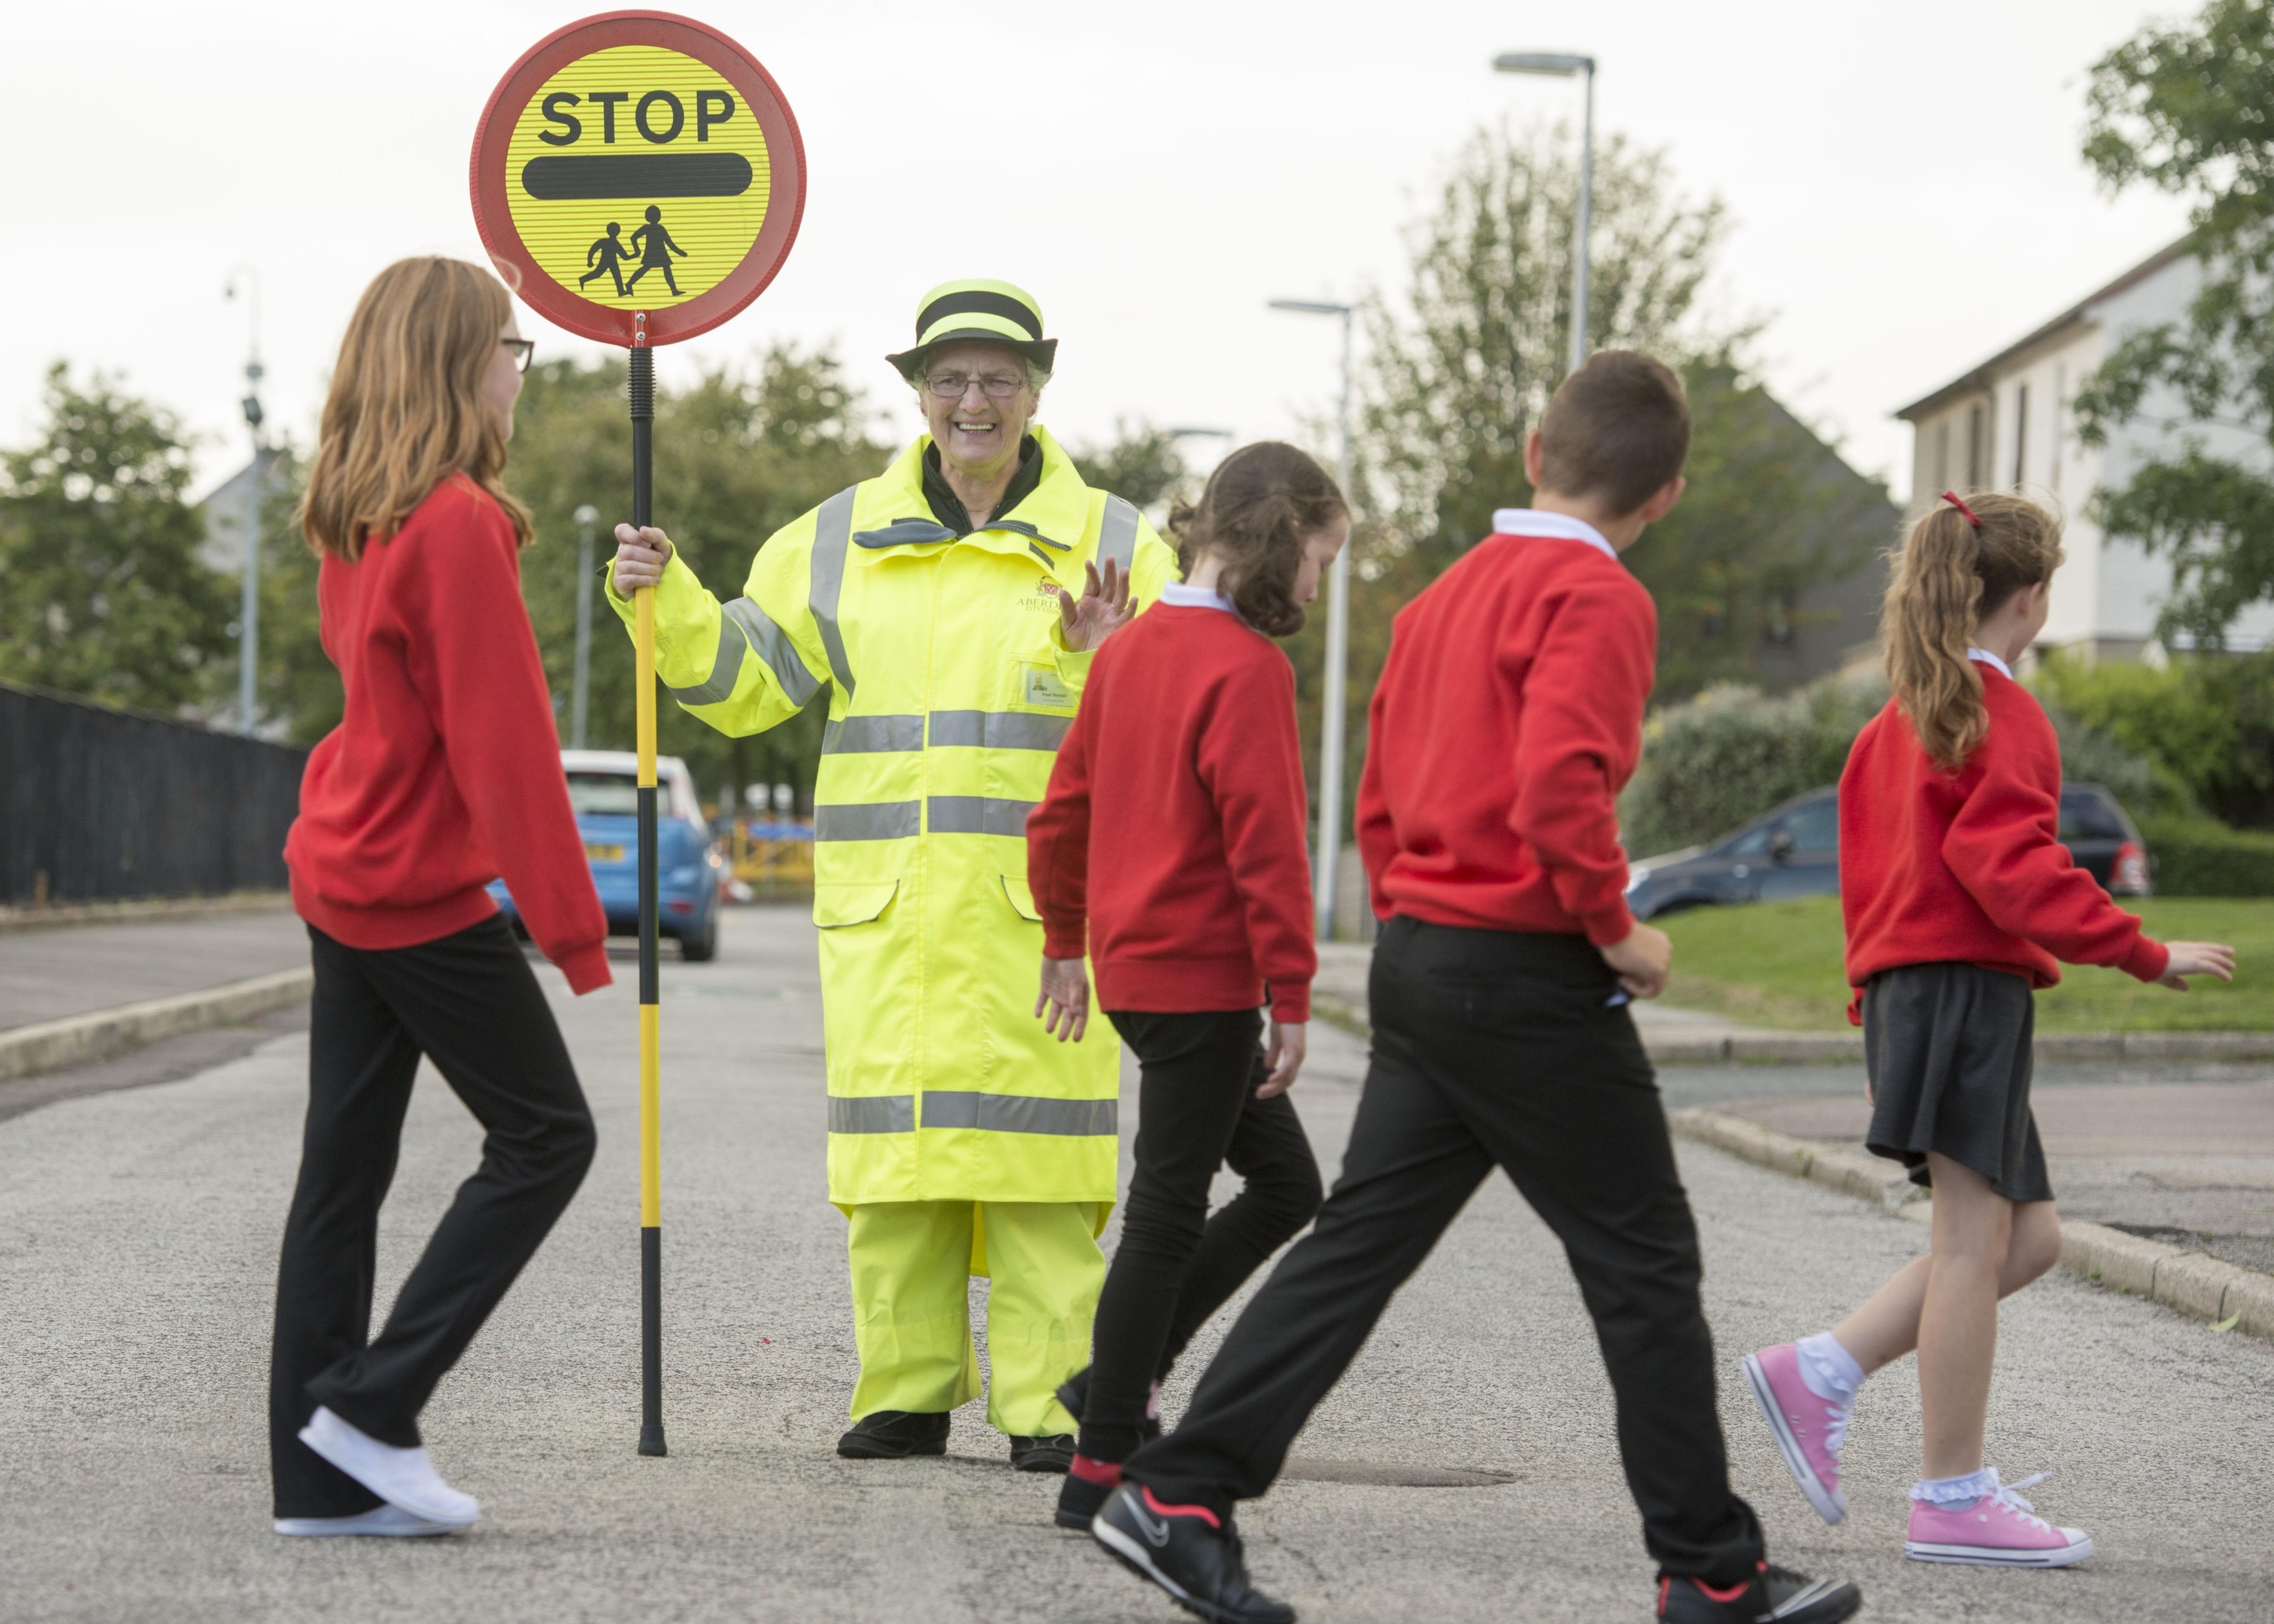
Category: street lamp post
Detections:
[
  {"x1": 224, "y1": 268, "x2": 264, "y2": 735},
  {"x1": 572, "y1": 503, "x2": 600, "y2": 749},
  {"x1": 1267, "y1": 298, "x2": 1355, "y2": 942},
  {"x1": 1493, "y1": 51, "x2": 1596, "y2": 376}
]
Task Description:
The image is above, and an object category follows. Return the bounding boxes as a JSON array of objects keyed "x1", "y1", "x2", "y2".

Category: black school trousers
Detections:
[
  {"x1": 270, "y1": 915, "x2": 596, "y2": 1518},
  {"x1": 1083, "y1": 1008, "x2": 1322, "y2": 1462},
  {"x1": 1123, "y1": 916, "x2": 1764, "y2": 1585}
]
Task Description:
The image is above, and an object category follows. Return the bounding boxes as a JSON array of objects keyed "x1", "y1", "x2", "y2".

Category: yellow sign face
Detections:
[{"x1": 504, "y1": 45, "x2": 772, "y2": 311}]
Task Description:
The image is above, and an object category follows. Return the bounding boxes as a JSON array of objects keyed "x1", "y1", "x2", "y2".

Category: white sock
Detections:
[
  {"x1": 1146, "y1": 1381, "x2": 1162, "y2": 1422},
  {"x1": 1911, "y1": 1465, "x2": 2000, "y2": 1508},
  {"x1": 1796, "y1": 1332, "x2": 1863, "y2": 1405}
]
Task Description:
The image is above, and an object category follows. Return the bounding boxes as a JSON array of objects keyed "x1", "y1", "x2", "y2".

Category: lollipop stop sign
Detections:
[
  {"x1": 471, "y1": 11, "x2": 805, "y2": 1461},
  {"x1": 472, "y1": 9, "x2": 805, "y2": 344}
]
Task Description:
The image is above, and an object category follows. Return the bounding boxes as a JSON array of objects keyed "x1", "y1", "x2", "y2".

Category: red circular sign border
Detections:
[{"x1": 469, "y1": 10, "x2": 806, "y2": 347}]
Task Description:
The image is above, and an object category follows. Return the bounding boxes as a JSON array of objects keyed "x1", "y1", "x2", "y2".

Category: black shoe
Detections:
[
  {"x1": 835, "y1": 1410, "x2": 950, "y2": 1459},
  {"x1": 1092, "y1": 1481, "x2": 1294, "y2": 1624},
  {"x1": 1055, "y1": 1464, "x2": 1117, "y2": 1530},
  {"x1": 1010, "y1": 1433, "x2": 1075, "y2": 1473},
  {"x1": 1057, "y1": 1365, "x2": 1163, "y2": 1444},
  {"x1": 1657, "y1": 1563, "x2": 1860, "y2": 1624}
]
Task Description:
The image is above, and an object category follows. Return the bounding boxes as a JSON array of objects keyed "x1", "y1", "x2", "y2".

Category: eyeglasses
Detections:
[
  {"x1": 923, "y1": 370, "x2": 1027, "y2": 400},
  {"x1": 500, "y1": 338, "x2": 535, "y2": 374}
]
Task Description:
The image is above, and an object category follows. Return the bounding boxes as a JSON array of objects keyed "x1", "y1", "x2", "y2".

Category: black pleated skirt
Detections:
[{"x1": 1861, "y1": 961, "x2": 2053, "y2": 1204}]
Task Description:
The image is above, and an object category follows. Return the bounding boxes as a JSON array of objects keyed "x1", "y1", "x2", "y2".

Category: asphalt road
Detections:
[{"x1": 3, "y1": 905, "x2": 2270, "y2": 1622}]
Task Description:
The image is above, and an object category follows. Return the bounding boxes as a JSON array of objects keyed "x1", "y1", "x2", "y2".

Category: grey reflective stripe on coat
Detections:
[
  {"x1": 814, "y1": 801, "x2": 921, "y2": 841},
  {"x1": 721, "y1": 598, "x2": 823, "y2": 707},
  {"x1": 666, "y1": 608, "x2": 750, "y2": 706},
  {"x1": 925, "y1": 710, "x2": 1072, "y2": 751},
  {"x1": 809, "y1": 485, "x2": 859, "y2": 695},
  {"x1": 926, "y1": 795, "x2": 1038, "y2": 836},
  {"x1": 921, "y1": 1092, "x2": 1118, "y2": 1136},
  {"x1": 828, "y1": 1095, "x2": 915, "y2": 1134},
  {"x1": 1098, "y1": 494, "x2": 1141, "y2": 577},
  {"x1": 823, "y1": 714, "x2": 925, "y2": 754}
]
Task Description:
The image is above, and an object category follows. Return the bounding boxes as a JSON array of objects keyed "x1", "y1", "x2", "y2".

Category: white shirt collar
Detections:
[
  {"x1": 1161, "y1": 580, "x2": 1238, "y2": 614},
  {"x1": 1966, "y1": 647, "x2": 2014, "y2": 681},
  {"x1": 1491, "y1": 508, "x2": 1618, "y2": 562}
]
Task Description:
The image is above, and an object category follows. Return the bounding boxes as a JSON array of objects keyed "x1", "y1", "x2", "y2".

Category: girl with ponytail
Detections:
[
  {"x1": 1740, "y1": 490, "x2": 2233, "y2": 1570},
  {"x1": 1024, "y1": 441, "x2": 1347, "y2": 1530}
]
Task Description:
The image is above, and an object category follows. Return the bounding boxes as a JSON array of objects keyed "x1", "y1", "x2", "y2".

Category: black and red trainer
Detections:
[
  {"x1": 1091, "y1": 1481, "x2": 1294, "y2": 1624},
  {"x1": 1657, "y1": 1562, "x2": 1861, "y2": 1623}
]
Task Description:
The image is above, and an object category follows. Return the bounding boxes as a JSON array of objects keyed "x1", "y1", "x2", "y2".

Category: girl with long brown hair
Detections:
[
  {"x1": 1024, "y1": 441, "x2": 1345, "y2": 1531},
  {"x1": 1741, "y1": 490, "x2": 2233, "y2": 1568},
  {"x1": 271, "y1": 257, "x2": 608, "y2": 1538}
]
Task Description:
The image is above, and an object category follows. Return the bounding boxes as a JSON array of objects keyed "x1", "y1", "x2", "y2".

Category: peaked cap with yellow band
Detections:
[{"x1": 885, "y1": 278, "x2": 1057, "y2": 382}]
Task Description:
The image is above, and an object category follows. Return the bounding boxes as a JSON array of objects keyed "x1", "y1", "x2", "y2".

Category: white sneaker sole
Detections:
[
  {"x1": 1742, "y1": 1353, "x2": 1846, "y2": 1526},
  {"x1": 274, "y1": 1504, "x2": 462, "y2": 1538},
  {"x1": 1906, "y1": 1534, "x2": 2094, "y2": 1568}
]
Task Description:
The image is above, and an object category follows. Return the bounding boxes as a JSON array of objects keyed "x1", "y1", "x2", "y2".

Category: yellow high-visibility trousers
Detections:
[{"x1": 847, "y1": 1199, "x2": 1103, "y2": 1436}]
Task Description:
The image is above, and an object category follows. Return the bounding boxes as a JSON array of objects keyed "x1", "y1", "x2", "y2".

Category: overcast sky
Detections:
[{"x1": 5, "y1": 1, "x2": 2192, "y2": 513}]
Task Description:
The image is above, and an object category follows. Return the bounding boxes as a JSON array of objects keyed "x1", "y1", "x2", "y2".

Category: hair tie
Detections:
[{"x1": 1940, "y1": 491, "x2": 1983, "y2": 530}]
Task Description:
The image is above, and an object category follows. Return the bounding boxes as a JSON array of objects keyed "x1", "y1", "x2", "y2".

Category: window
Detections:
[
  {"x1": 1966, "y1": 401, "x2": 1988, "y2": 487},
  {"x1": 2051, "y1": 363, "x2": 2066, "y2": 495},
  {"x1": 1726, "y1": 825, "x2": 1774, "y2": 859},
  {"x1": 2058, "y1": 789, "x2": 2127, "y2": 841},
  {"x1": 1782, "y1": 798, "x2": 1840, "y2": 853},
  {"x1": 567, "y1": 772, "x2": 640, "y2": 817},
  {"x1": 2013, "y1": 384, "x2": 2030, "y2": 488}
]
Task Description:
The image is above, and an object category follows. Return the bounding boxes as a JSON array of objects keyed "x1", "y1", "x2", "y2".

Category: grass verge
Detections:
[{"x1": 1657, "y1": 895, "x2": 2274, "y2": 1032}]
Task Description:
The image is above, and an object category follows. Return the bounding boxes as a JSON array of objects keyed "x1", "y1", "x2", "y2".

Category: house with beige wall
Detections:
[{"x1": 1897, "y1": 236, "x2": 2274, "y2": 662}]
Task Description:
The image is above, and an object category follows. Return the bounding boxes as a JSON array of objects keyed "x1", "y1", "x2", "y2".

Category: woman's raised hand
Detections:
[{"x1": 612, "y1": 524, "x2": 675, "y2": 595}]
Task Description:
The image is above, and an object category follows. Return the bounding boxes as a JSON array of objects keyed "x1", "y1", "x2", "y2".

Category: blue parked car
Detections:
[
  {"x1": 491, "y1": 750, "x2": 723, "y2": 961},
  {"x1": 1624, "y1": 781, "x2": 2151, "y2": 921}
]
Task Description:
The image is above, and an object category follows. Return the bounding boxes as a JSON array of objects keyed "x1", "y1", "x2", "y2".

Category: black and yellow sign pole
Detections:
[
  {"x1": 630, "y1": 314, "x2": 667, "y2": 1459},
  {"x1": 471, "y1": 8, "x2": 807, "y2": 1465}
]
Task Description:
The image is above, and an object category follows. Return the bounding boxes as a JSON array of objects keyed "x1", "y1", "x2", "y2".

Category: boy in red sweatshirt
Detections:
[{"x1": 1089, "y1": 355, "x2": 1860, "y2": 1624}]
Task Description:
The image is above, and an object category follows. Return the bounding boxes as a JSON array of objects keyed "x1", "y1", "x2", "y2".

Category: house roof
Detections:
[{"x1": 1893, "y1": 235, "x2": 2193, "y2": 422}]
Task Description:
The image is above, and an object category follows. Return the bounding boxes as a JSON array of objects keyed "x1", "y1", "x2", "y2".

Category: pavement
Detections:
[
  {"x1": 0, "y1": 908, "x2": 308, "y2": 1030},
  {"x1": 4, "y1": 907, "x2": 2272, "y2": 1622}
]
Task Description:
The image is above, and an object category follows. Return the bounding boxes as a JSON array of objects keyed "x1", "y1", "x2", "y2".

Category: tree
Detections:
[
  {"x1": 0, "y1": 365, "x2": 232, "y2": 712},
  {"x1": 2077, "y1": 0, "x2": 2274, "y2": 646},
  {"x1": 1066, "y1": 420, "x2": 1192, "y2": 513},
  {"x1": 1294, "y1": 126, "x2": 1896, "y2": 838}
]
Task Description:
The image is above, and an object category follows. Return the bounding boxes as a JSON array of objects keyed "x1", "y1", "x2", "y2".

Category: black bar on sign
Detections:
[{"x1": 520, "y1": 153, "x2": 753, "y2": 200}]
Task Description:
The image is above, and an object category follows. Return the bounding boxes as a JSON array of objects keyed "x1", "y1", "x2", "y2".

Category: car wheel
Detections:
[{"x1": 680, "y1": 911, "x2": 718, "y2": 962}]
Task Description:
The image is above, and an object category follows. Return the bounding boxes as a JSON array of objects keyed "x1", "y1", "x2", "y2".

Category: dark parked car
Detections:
[
  {"x1": 491, "y1": 750, "x2": 724, "y2": 960},
  {"x1": 1624, "y1": 781, "x2": 2151, "y2": 920}
]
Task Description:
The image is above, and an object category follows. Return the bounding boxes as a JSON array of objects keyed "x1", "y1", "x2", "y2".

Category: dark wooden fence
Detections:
[{"x1": 0, "y1": 681, "x2": 306, "y2": 906}]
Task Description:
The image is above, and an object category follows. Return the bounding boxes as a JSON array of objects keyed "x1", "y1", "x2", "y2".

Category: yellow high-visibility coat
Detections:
[{"x1": 610, "y1": 426, "x2": 1178, "y2": 1207}]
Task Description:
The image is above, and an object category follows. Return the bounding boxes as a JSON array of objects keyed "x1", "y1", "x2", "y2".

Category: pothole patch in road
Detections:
[{"x1": 1281, "y1": 1458, "x2": 1515, "y2": 1487}]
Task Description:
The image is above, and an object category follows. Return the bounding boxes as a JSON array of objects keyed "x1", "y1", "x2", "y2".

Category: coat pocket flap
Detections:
[
  {"x1": 813, "y1": 880, "x2": 899, "y2": 929},
  {"x1": 999, "y1": 874, "x2": 1043, "y2": 923}
]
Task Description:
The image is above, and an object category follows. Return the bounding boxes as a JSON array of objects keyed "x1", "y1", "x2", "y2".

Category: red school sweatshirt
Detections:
[
  {"x1": 1026, "y1": 593, "x2": 1317, "y2": 1022},
  {"x1": 284, "y1": 476, "x2": 611, "y2": 994},
  {"x1": 1839, "y1": 658, "x2": 2167, "y2": 1018},
  {"x1": 1355, "y1": 522, "x2": 1654, "y2": 945}
]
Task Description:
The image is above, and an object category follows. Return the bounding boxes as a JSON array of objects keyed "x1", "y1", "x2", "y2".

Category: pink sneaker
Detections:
[
  {"x1": 1906, "y1": 1473, "x2": 2093, "y2": 1567},
  {"x1": 1742, "y1": 1344, "x2": 1848, "y2": 1523}
]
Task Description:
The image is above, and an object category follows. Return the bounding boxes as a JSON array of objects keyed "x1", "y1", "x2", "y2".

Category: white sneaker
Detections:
[
  {"x1": 274, "y1": 1503, "x2": 464, "y2": 1538},
  {"x1": 297, "y1": 1406, "x2": 480, "y2": 1528}
]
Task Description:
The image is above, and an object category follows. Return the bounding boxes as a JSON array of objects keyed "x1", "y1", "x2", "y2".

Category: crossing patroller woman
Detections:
[{"x1": 270, "y1": 256, "x2": 611, "y2": 1537}]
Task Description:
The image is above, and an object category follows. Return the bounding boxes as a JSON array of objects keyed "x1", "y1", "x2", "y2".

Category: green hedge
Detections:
[{"x1": 2141, "y1": 817, "x2": 2274, "y2": 897}]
